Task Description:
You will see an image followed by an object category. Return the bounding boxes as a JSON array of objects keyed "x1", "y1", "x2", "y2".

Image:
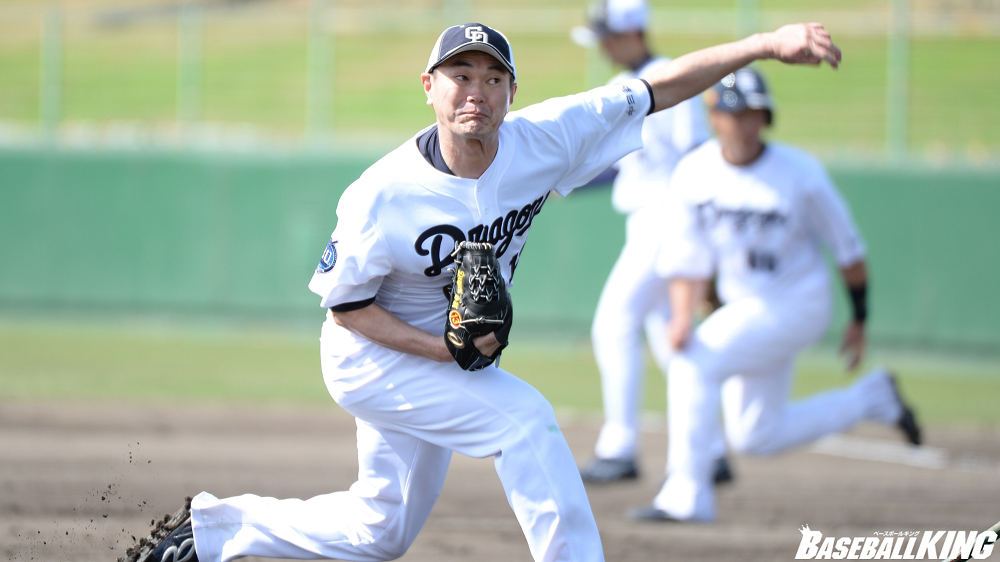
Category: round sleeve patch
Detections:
[{"x1": 317, "y1": 238, "x2": 338, "y2": 273}]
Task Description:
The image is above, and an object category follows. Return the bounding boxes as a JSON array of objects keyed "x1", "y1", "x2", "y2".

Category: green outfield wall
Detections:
[{"x1": 1, "y1": 149, "x2": 998, "y2": 352}]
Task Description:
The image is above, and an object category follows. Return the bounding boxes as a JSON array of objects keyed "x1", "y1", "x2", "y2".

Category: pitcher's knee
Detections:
[
  {"x1": 504, "y1": 384, "x2": 558, "y2": 433},
  {"x1": 524, "y1": 388, "x2": 557, "y2": 423}
]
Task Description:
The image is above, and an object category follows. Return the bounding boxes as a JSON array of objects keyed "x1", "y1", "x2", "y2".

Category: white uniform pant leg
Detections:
[
  {"x1": 345, "y1": 358, "x2": 604, "y2": 562},
  {"x1": 194, "y1": 323, "x2": 604, "y2": 562},
  {"x1": 191, "y1": 419, "x2": 451, "y2": 562},
  {"x1": 721, "y1": 365, "x2": 901, "y2": 456},
  {"x1": 659, "y1": 341, "x2": 723, "y2": 521},
  {"x1": 641, "y1": 297, "x2": 675, "y2": 377},
  {"x1": 654, "y1": 296, "x2": 829, "y2": 521},
  {"x1": 591, "y1": 209, "x2": 672, "y2": 460},
  {"x1": 644, "y1": 303, "x2": 728, "y2": 471}
]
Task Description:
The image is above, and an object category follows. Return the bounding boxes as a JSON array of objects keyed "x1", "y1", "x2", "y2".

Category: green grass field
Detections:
[
  {"x1": 0, "y1": 2, "x2": 998, "y2": 155},
  {"x1": 2, "y1": 321, "x2": 998, "y2": 425}
]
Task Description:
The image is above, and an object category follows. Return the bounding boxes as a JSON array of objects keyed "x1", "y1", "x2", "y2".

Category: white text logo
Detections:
[{"x1": 465, "y1": 26, "x2": 488, "y2": 42}]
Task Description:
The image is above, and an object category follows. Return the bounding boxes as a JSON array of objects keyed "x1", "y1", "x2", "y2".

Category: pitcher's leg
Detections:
[
  {"x1": 191, "y1": 419, "x2": 451, "y2": 562},
  {"x1": 492, "y1": 401, "x2": 604, "y2": 562},
  {"x1": 320, "y1": 349, "x2": 606, "y2": 562},
  {"x1": 355, "y1": 364, "x2": 604, "y2": 562},
  {"x1": 448, "y1": 374, "x2": 606, "y2": 562}
]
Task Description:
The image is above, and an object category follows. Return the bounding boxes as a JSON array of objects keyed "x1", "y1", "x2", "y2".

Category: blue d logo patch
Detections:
[{"x1": 317, "y1": 238, "x2": 338, "y2": 273}]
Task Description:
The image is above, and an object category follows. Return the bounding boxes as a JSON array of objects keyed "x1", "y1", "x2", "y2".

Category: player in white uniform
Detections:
[
  {"x1": 571, "y1": 0, "x2": 716, "y2": 484},
  {"x1": 136, "y1": 23, "x2": 845, "y2": 562},
  {"x1": 628, "y1": 67, "x2": 921, "y2": 522}
]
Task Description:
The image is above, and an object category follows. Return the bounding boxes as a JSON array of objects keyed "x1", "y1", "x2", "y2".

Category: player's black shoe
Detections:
[
  {"x1": 888, "y1": 374, "x2": 922, "y2": 446},
  {"x1": 580, "y1": 457, "x2": 639, "y2": 483},
  {"x1": 712, "y1": 456, "x2": 735, "y2": 485},
  {"x1": 122, "y1": 498, "x2": 199, "y2": 562},
  {"x1": 143, "y1": 518, "x2": 197, "y2": 562}
]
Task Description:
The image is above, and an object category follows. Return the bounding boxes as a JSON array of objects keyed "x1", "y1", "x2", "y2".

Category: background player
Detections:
[
  {"x1": 628, "y1": 67, "x2": 921, "y2": 522},
  {"x1": 136, "y1": 23, "x2": 843, "y2": 562},
  {"x1": 570, "y1": 0, "x2": 716, "y2": 484}
]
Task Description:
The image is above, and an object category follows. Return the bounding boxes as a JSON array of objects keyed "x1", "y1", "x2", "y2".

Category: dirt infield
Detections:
[{"x1": 2, "y1": 402, "x2": 999, "y2": 562}]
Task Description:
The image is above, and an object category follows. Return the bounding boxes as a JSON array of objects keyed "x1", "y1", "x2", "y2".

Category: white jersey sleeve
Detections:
[
  {"x1": 510, "y1": 79, "x2": 651, "y2": 196},
  {"x1": 801, "y1": 163, "x2": 867, "y2": 267},
  {"x1": 607, "y1": 57, "x2": 711, "y2": 213},
  {"x1": 307, "y1": 187, "x2": 393, "y2": 309},
  {"x1": 654, "y1": 155, "x2": 715, "y2": 280}
]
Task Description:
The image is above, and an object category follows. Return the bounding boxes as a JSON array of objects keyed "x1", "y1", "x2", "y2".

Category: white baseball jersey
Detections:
[
  {"x1": 309, "y1": 80, "x2": 652, "y2": 338},
  {"x1": 656, "y1": 139, "x2": 866, "y2": 304},
  {"x1": 608, "y1": 57, "x2": 710, "y2": 214},
  {"x1": 194, "y1": 79, "x2": 653, "y2": 562}
]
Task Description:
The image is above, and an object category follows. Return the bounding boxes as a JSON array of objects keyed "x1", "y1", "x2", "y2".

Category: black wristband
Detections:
[
  {"x1": 848, "y1": 284, "x2": 868, "y2": 323},
  {"x1": 639, "y1": 78, "x2": 655, "y2": 115}
]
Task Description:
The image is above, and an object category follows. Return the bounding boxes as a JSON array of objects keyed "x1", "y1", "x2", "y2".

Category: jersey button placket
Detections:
[{"x1": 476, "y1": 183, "x2": 490, "y2": 216}]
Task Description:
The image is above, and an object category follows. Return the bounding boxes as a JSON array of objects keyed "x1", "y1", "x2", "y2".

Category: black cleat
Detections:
[
  {"x1": 625, "y1": 505, "x2": 686, "y2": 522},
  {"x1": 144, "y1": 519, "x2": 197, "y2": 562},
  {"x1": 580, "y1": 457, "x2": 639, "y2": 483},
  {"x1": 712, "y1": 456, "x2": 735, "y2": 485},
  {"x1": 888, "y1": 374, "x2": 922, "y2": 446},
  {"x1": 122, "y1": 498, "x2": 198, "y2": 562}
]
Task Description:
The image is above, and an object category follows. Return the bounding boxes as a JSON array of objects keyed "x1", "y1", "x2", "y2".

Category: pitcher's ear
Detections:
[{"x1": 421, "y1": 72, "x2": 435, "y2": 105}]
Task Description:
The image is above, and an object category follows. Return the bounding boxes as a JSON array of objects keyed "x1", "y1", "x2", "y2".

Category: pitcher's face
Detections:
[{"x1": 423, "y1": 51, "x2": 517, "y2": 142}]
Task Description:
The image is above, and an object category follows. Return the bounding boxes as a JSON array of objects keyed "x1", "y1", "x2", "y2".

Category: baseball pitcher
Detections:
[{"x1": 129, "y1": 21, "x2": 843, "y2": 562}]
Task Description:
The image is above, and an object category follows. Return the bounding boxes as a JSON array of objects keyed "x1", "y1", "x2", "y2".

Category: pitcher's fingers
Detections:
[
  {"x1": 815, "y1": 34, "x2": 842, "y2": 60},
  {"x1": 813, "y1": 42, "x2": 840, "y2": 69},
  {"x1": 807, "y1": 24, "x2": 830, "y2": 40},
  {"x1": 809, "y1": 25, "x2": 842, "y2": 67}
]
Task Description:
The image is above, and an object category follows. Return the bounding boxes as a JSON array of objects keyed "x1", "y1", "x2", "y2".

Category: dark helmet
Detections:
[{"x1": 705, "y1": 67, "x2": 774, "y2": 125}]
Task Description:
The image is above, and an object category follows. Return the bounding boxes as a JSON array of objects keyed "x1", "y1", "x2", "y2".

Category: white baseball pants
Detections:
[
  {"x1": 653, "y1": 288, "x2": 903, "y2": 521},
  {"x1": 190, "y1": 320, "x2": 604, "y2": 562},
  {"x1": 591, "y1": 208, "x2": 726, "y2": 463},
  {"x1": 590, "y1": 208, "x2": 675, "y2": 460}
]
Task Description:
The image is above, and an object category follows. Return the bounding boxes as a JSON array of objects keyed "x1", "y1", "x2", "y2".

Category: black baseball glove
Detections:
[{"x1": 444, "y1": 241, "x2": 513, "y2": 371}]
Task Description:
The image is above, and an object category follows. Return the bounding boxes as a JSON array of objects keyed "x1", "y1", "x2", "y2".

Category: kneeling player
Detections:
[{"x1": 629, "y1": 68, "x2": 921, "y2": 523}]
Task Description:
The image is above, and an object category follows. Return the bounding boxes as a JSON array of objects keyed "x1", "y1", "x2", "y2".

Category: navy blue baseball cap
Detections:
[
  {"x1": 706, "y1": 67, "x2": 774, "y2": 124},
  {"x1": 426, "y1": 23, "x2": 516, "y2": 80}
]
